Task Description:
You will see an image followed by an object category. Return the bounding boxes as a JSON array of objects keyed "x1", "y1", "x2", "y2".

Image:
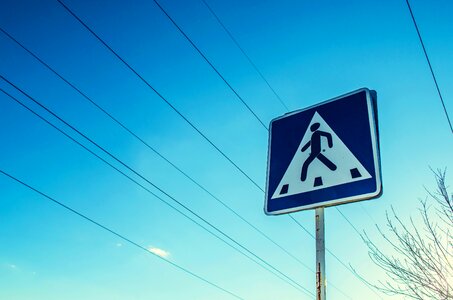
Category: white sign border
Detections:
[{"x1": 264, "y1": 88, "x2": 382, "y2": 215}]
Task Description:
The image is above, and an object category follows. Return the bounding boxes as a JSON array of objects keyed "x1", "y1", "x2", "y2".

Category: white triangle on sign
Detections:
[{"x1": 271, "y1": 111, "x2": 371, "y2": 200}]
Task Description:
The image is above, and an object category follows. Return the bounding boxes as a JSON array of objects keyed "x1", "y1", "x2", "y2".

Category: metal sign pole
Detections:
[{"x1": 316, "y1": 207, "x2": 326, "y2": 300}]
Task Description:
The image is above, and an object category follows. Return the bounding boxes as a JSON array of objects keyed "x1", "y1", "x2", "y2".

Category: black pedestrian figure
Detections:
[{"x1": 300, "y1": 122, "x2": 337, "y2": 181}]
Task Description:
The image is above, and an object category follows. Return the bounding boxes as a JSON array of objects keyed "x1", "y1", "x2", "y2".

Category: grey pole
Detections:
[{"x1": 316, "y1": 207, "x2": 326, "y2": 300}]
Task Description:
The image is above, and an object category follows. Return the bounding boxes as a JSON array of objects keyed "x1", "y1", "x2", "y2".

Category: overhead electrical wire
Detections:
[
  {"x1": 49, "y1": 1, "x2": 372, "y2": 297},
  {"x1": 0, "y1": 25, "x2": 359, "y2": 299},
  {"x1": 0, "y1": 168, "x2": 245, "y2": 300},
  {"x1": 0, "y1": 86, "x2": 263, "y2": 281},
  {"x1": 46, "y1": 0, "x2": 379, "y2": 297},
  {"x1": 0, "y1": 78, "x2": 314, "y2": 298},
  {"x1": 196, "y1": 0, "x2": 377, "y2": 239},
  {"x1": 2, "y1": 1, "x2": 434, "y2": 299},
  {"x1": 155, "y1": 0, "x2": 379, "y2": 269},
  {"x1": 289, "y1": 214, "x2": 384, "y2": 300},
  {"x1": 150, "y1": 0, "x2": 268, "y2": 130},
  {"x1": 184, "y1": 4, "x2": 384, "y2": 296},
  {"x1": 334, "y1": 205, "x2": 381, "y2": 298},
  {"x1": 199, "y1": 0, "x2": 290, "y2": 111},
  {"x1": 404, "y1": 0, "x2": 452, "y2": 134},
  {"x1": 57, "y1": 0, "x2": 267, "y2": 131},
  {"x1": 0, "y1": 86, "x2": 310, "y2": 298},
  {"x1": 198, "y1": 1, "x2": 452, "y2": 266},
  {"x1": 159, "y1": 0, "x2": 378, "y2": 295},
  {"x1": 54, "y1": 0, "x2": 264, "y2": 194},
  {"x1": 194, "y1": 0, "x2": 378, "y2": 242},
  {"x1": 0, "y1": 26, "x2": 314, "y2": 276},
  {"x1": 335, "y1": 207, "x2": 363, "y2": 237},
  {"x1": 179, "y1": 3, "x2": 382, "y2": 292}
]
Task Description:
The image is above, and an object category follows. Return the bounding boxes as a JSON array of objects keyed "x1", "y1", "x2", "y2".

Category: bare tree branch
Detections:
[{"x1": 357, "y1": 170, "x2": 452, "y2": 299}]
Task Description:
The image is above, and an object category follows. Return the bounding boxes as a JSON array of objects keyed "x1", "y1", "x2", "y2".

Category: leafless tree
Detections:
[{"x1": 361, "y1": 169, "x2": 452, "y2": 299}]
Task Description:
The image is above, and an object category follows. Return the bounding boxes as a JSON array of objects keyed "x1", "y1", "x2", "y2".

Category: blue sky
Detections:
[{"x1": 0, "y1": 0, "x2": 452, "y2": 299}]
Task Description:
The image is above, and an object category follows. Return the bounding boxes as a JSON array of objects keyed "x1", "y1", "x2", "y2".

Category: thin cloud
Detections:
[
  {"x1": 4, "y1": 263, "x2": 18, "y2": 272},
  {"x1": 147, "y1": 246, "x2": 170, "y2": 258}
]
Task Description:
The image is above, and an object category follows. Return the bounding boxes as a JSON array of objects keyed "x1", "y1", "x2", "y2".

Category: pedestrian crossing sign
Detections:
[{"x1": 264, "y1": 88, "x2": 382, "y2": 215}]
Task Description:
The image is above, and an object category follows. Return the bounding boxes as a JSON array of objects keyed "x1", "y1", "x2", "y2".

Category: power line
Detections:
[
  {"x1": 193, "y1": 2, "x2": 379, "y2": 280},
  {"x1": 55, "y1": 0, "x2": 264, "y2": 194},
  {"x1": 50, "y1": 1, "x2": 377, "y2": 297},
  {"x1": 51, "y1": 0, "x2": 361, "y2": 294},
  {"x1": 190, "y1": 3, "x2": 381, "y2": 280},
  {"x1": 0, "y1": 168, "x2": 246, "y2": 300},
  {"x1": 289, "y1": 215, "x2": 382, "y2": 300},
  {"x1": 1, "y1": 18, "x2": 354, "y2": 295},
  {"x1": 197, "y1": 7, "x2": 444, "y2": 291},
  {"x1": 331, "y1": 206, "x2": 388, "y2": 298},
  {"x1": 200, "y1": 0, "x2": 290, "y2": 111},
  {"x1": 181, "y1": 0, "x2": 380, "y2": 272},
  {"x1": 0, "y1": 26, "x2": 314, "y2": 276},
  {"x1": 0, "y1": 84, "x2": 310, "y2": 297},
  {"x1": 150, "y1": 0, "x2": 268, "y2": 130},
  {"x1": 0, "y1": 86, "x2": 258, "y2": 276},
  {"x1": 405, "y1": 0, "x2": 453, "y2": 134},
  {"x1": 335, "y1": 207, "x2": 364, "y2": 237},
  {"x1": 57, "y1": 0, "x2": 267, "y2": 131},
  {"x1": 0, "y1": 78, "x2": 313, "y2": 297}
]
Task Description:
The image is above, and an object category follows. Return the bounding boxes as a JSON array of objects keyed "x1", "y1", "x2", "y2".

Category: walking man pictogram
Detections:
[{"x1": 300, "y1": 122, "x2": 337, "y2": 181}]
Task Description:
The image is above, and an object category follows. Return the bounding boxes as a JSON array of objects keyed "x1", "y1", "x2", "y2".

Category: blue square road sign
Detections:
[{"x1": 264, "y1": 88, "x2": 382, "y2": 215}]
